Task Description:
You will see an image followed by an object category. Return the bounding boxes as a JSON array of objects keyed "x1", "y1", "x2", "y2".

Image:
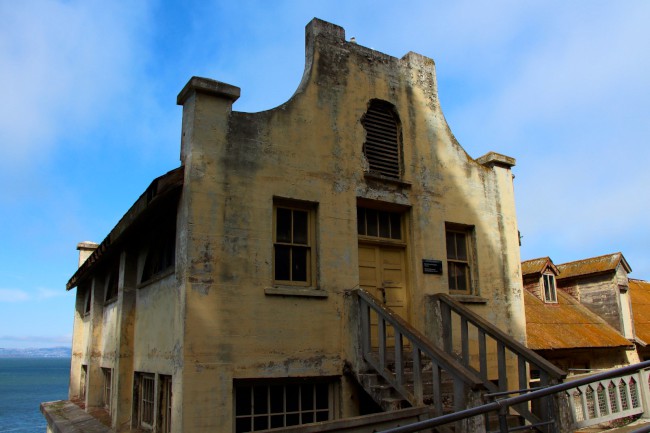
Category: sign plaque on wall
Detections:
[{"x1": 422, "y1": 259, "x2": 443, "y2": 275}]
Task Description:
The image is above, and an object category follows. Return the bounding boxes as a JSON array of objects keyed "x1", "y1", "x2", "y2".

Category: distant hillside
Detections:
[{"x1": 0, "y1": 347, "x2": 71, "y2": 358}]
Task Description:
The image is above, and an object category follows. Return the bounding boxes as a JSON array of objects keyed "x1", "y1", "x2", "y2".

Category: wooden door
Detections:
[{"x1": 358, "y1": 244, "x2": 408, "y2": 347}]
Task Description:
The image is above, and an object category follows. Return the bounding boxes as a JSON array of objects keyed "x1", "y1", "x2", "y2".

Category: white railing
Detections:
[{"x1": 567, "y1": 368, "x2": 650, "y2": 428}]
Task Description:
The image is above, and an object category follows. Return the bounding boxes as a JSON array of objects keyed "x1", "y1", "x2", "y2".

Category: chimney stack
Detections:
[{"x1": 76, "y1": 241, "x2": 98, "y2": 268}]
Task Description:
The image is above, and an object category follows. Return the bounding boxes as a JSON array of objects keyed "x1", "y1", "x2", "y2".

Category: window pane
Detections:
[
  {"x1": 379, "y1": 212, "x2": 390, "y2": 238},
  {"x1": 446, "y1": 233, "x2": 456, "y2": 258},
  {"x1": 276, "y1": 208, "x2": 292, "y2": 243},
  {"x1": 357, "y1": 208, "x2": 365, "y2": 235},
  {"x1": 253, "y1": 416, "x2": 268, "y2": 431},
  {"x1": 286, "y1": 385, "x2": 299, "y2": 412},
  {"x1": 301, "y1": 384, "x2": 314, "y2": 410},
  {"x1": 302, "y1": 412, "x2": 314, "y2": 424},
  {"x1": 455, "y1": 233, "x2": 467, "y2": 260},
  {"x1": 315, "y1": 384, "x2": 329, "y2": 409},
  {"x1": 316, "y1": 411, "x2": 329, "y2": 422},
  {"x1": 236, "y1": 386, "x2": 252, "y2": 415},
  {"x1": 456, "y1": 265, "x2": 468, "y2": 292},
  {"x1": 292, "y1": 248, "x2": 308, "y2": 282},
  {"x1": 366, "y1": 209, "x2": 378, "y2": 237},
  {"x1": 236, "y1": 417, "x2": 252, "y2": 433},
  {"x1": 293, "y1": 210, "x2": 308, "y2": 245},
  {"x1": 270, "y1": 415, "x2": 284, "y2": 428},
  {"x1": 270, "y1": 386, "x2": 284, "y2": 413},
  {"x1": 286, "y1": 414, "x2": 300, "y2": 427},
  {"x1": 390, "y1": 213, "x2": 401, "y2": 239},
  {"x1": 274, "y1": 246, "x2": 291, "y2": 281},
  {"x1": 253, "y1": 386, "x2": 268, "y2": 414}
]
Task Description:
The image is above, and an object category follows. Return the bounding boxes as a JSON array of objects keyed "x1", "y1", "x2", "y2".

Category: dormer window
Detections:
[
  {"x1": 543, "y1": 273, "x2": 557, "y2": 303},
  {"x1": 362, "y1": 100, "x2": 401, "y2": 179}
]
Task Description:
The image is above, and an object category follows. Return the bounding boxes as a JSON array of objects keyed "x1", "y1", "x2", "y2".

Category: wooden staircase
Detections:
[{"x1": 351, "y1": 289, "x2": 567, "y2": 433}]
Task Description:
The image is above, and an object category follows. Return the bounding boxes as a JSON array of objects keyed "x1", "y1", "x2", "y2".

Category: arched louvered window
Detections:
[{"x1": 362, "y1": 100, "x2": 401, "y2": 179}]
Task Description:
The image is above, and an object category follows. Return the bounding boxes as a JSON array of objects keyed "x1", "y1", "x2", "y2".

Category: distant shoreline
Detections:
[{"x1": 0, "y1": 347, "x2": 71, "y2": 358}]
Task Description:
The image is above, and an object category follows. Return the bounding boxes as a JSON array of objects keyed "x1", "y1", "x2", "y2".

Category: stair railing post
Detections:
[
  {"x1": 360, "y1": 300, "x2": 371, "y2": 357},
  {"x1": 638, "y1": 369, "x2": 650, "y2": 419},
  {"x1": 379, "y1": 316, "x2": 387, "y2": 373},
  {"x1": 412, "y1": 347, "x2": 423, "y2": 405},
  {"x1": 395, "y1": 331, "x2": 404, "y2": 388},
  {"x1": 441, "y1": 301, "x2": 452, "y2": 355}
]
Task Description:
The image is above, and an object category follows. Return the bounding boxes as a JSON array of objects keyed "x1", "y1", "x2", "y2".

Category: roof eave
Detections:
[{"x1": 66, "y1": 166, "x2": 184, "y2": 290}]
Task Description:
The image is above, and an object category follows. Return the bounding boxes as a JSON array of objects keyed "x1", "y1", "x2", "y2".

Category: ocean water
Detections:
[{"x1": 0, "y1": 358, "x2": 70, "y2": 433}]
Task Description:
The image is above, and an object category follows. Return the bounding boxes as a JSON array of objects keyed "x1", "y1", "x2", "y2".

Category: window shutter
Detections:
[{"x1": 362, "y1": 101, "x2": 401, "y2": 179}]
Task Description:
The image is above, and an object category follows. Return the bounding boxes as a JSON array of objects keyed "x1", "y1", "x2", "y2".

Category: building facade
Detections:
[
  {"x1": 522, "y1": 257, "x2": 634, "y2": 374},
  {"x1": 52, "y1": 19, "x2": 527, "y2": 433}
]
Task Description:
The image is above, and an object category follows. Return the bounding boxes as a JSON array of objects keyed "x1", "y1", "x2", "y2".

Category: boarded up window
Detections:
[{"x1": 362, "y1": 100, "x2": 401, "y2": 179}]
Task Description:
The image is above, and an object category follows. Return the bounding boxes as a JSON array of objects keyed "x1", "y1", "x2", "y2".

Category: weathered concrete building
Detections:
[
  {"x1": 556, "y1": 253, "x2": 640, "y2": 364},
  {"x1": 522, "y1": 257, "x2": 633, "y2": 373},
  {"x1": 42, "y1": 19, "x2": 550, "y2": 433}
]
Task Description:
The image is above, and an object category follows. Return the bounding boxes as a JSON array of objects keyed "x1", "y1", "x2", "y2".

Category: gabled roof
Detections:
[
  {"x1": 525, "y1": 290, "x2": 631, "y2": 351},
  {"x1": 66, "y1": 166, "x2": 184, "y2": 290},
  {"x1": 556, "y1": 252, "x2": 631, "y2": 281},
  {"x1": 629, "y1": 279, "x2": 650, "y2": 344},
  {"x1": 521, "y1": 257, "x2": 558, "y2": 277}
]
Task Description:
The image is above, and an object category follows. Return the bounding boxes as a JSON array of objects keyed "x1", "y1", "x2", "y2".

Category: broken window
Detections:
[
  {"x1": 104, "y1": 261, "x2": 119, "y2": 303},
  {"x1": 141, "y1": 216, "x2": 176, "y2": 284},
  {"x1": 273, "y1": 201, "x2": 315, "y2": 286},
  {"x1": 362, "y1": 99, "x2": 402, "y2": 179},
  {"x1": 234, "y1": 379, "x2": 335, "y2": 432}
]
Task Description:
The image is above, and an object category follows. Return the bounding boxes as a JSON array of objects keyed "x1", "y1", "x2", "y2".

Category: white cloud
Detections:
[
  {"x1": 0, "y1": 289, "x2": 30, "y2": 302},
  {"x1": 0, "y1": 0, "x2": 150, "y2": 173}
]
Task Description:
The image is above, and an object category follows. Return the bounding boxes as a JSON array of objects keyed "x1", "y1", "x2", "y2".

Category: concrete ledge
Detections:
[
  {"x1": 41, "y1": 401, "x2": 112, "y2": 433},
  {"x1": 177, "y1": 76, "x2": 241, "y2": 105},
  {"x1": 477, "y1": 152, "x2": 516, "y2": 169}
]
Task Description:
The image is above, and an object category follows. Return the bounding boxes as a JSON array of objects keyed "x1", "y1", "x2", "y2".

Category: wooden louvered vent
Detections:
[{"x1": 362, "y1": 102, "x2": 401, "y2": 179}]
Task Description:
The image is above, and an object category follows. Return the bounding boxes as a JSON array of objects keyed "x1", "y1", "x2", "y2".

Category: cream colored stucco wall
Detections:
[{"x1": 174, "y1": 19, "x2": 525, "y2": 432}]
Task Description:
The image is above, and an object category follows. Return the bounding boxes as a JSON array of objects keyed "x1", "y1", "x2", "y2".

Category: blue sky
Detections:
[{"x1": 1, "y1": 1, "x2": 649, "y2": 349}]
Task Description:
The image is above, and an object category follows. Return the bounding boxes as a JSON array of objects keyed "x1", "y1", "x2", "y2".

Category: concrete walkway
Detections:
[{"x1": 575, "y1": 419, "x2": 650, "y2": 433}]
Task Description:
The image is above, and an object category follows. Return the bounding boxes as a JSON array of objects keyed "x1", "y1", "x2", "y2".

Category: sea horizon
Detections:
[{"x1": 0, "y1": 357, "x2": 71, "y2": 433}]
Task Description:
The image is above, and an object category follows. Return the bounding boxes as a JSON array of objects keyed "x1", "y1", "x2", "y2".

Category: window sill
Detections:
[
  {"x1": 104, "y1": 297, "x2": 117, "y2": 306},
  {"x1": 450, "y1": 294, "x2": 488, "y2": 304},
  {"x1": 265, "y1": 286, "x2": 328, "y2": 298},
  {"x1": 138, "y1": 268, "x2": 175, "y2": 289},
  {"x1": 363, "y1": 173, "x2": 412, "y2": 188}
]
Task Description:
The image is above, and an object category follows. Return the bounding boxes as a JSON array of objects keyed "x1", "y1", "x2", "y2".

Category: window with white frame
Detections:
[
  {"x1": 273, "y1": 201, "x2": 315, "y2": 286},
  {"x1": 134, "y1": 372, "x2": 155, "y2": 430},
  {"x1": 446, "y1": 224, "x2": 476, "y2": 294},
  {"x1": 102, "y1": 368, "x2": 112, "y2": 411},
  {"x1": 234, "y1": 379, "x2": 336, "y2": 433},
  {"x1": 357, "y1": 207, "x2": 402, "y2": 240},
  {"x1": 543, "y1": 273, "x2": 557, "y2": 303}
]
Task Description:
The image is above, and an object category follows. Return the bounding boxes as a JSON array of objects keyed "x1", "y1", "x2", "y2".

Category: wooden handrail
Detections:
[
  {"x1": 433, "y1": 293, "x2": 566, "y2": 380},
  {"x1": 357, "y1": 289, "x2": 485, "y2": 390}
]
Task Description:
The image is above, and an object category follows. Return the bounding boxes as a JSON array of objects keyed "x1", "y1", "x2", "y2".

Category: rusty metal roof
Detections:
[
  {"x1": 555, "y1": 252, "x2": 631, "y2": 280},
  {"x1": 66, "y1": 166, "x2": 184, "y2": 290},
  {"x1": 525, "y1": 289, "x2": 631, "y2": 350},
  {"x1": 630, "y1": 279, "x2": 650, "y2": 344},
  {"x1": 521, "y1": 257, "x2": 558, "y2": 277}
]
